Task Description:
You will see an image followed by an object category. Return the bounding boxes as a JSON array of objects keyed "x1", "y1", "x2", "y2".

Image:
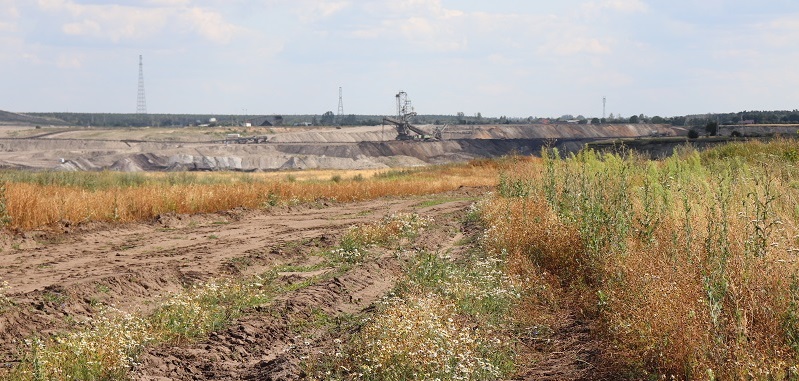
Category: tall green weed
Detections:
[{"x1": 482, "y1": 143, "x2": 799, "y2": 378}]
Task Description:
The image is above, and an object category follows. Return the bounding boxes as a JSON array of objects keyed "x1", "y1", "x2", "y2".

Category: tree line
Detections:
[{"x1": 20, "y1": 109, "x2": 799, "y2": 128}]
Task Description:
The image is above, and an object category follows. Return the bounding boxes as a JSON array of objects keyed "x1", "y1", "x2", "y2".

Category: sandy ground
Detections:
[
  {"x1": 0, "y1": 188, "x2": 488, "y2": 379},
  {"x1": 0, "y1": 124, "x2": 685, "y2": 172}
]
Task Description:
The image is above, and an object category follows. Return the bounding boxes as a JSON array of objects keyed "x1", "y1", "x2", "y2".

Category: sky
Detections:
[{"x1": 1, "y1": 0, "x2": 799, "y2": 118}]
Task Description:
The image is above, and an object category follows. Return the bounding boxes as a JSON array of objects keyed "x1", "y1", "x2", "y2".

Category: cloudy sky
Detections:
[{"x1": 2, "y1": 0, "x2": 798, "y2": 118}]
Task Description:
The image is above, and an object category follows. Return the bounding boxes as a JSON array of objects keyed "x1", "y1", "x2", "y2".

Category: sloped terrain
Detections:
[
  {"x1": 0, "y1": 110, "x2": 65, "y2": 126},
  {"x1": 0, "y1": 124, "x2": 685, "y2": 171}
]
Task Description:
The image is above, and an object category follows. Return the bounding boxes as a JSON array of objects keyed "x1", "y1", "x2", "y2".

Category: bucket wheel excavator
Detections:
[{"x1": 383, "y1": 91, "x2": 446, "y2": 140}]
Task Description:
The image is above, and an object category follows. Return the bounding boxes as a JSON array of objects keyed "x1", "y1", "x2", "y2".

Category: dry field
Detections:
[
  {"x1": 0, "y1": 161, "x2": 526, "y2": 380},
  {"x1": 3, "y1": 140, "x2": 799, "y2": 380},
  {"x1": 0, "y1": 189, "x2": 490, "y2": 380}
]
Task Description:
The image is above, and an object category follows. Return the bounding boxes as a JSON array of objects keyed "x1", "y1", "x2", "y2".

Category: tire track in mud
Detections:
[
  {"x1": 132, "y1": 199, "x2": 474, "y2": 380},
  {"x1": 0, "y1": 188, "x2": 485, "y2": 372},
  {"x1": 133, "y1": 258, "x2": 401, "y2": 381}
]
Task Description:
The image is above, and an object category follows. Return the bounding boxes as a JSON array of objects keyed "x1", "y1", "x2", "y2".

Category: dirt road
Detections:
[{"x1": 0, "y1": 188, "x2": 485, "y2": 379}]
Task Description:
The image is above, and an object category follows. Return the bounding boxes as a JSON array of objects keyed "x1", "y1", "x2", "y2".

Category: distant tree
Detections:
[
  {"x1": 320, "y1": 111, "x2": 335, "y2": 125},
  {"x1": 651, "y1": 116, "x2": 665, "y2": 124},
  {"x1": 671, "y1": 116, "x2": 687, "y2": 126},
  {"x1": 629, "y1": 115, "x2": 639, "y2": 124},
  {"x1": 705, "y1": 121, "x2": 719, "y2": 136},
  {"x1": 273, "y1": 115, "x2": 284, "y2": 126},
  {"x1": 688, "y1": 129, "x2": 700, "y2": 139},
  {"x1": 762, "y1": 113, "x2": 779, "y2": 123},
  {"x1": 342, "y1": 114, "x2": 357, "y2": 125},
  {"x1": 591, "y1": 117, "x2": 601, "y2": 124}
]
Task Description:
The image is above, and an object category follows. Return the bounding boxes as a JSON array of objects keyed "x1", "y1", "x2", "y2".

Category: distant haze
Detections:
[{"x1": 1, "y1": 1, "x2": 798, "y2": 117}]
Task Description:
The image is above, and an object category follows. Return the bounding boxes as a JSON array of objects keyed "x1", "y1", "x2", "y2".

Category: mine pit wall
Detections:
[
  {"x1": 278, "y1": 138, "x2": 598, "y2": 162},
  {"x1": 357, "y1": 139, "x2": 545, "y2": 161},
  {"x1": 0, "y1": 123, "x2": 689, "y2": 172}
]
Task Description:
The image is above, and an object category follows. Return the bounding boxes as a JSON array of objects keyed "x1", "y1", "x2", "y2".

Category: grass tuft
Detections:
[
  {"x1": 327, "y1": 213, "x2": 431, "y2": 264},
  {"x1": 317, "y1": 248, "x2": 519, "y2": 380}
]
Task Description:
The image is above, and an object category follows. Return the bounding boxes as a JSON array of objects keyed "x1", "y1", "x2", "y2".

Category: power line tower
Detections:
[
  {"x1": 137, "y1": 55, "x2": 147, "y2": 114},
  {"x1": 337, "y1": 87, "x2": 344, "y2": 119}
]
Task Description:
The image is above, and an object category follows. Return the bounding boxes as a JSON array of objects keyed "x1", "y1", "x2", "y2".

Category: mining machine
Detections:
[{"x1": 383, "y1": 91, "x2": 445, "y2": 140}]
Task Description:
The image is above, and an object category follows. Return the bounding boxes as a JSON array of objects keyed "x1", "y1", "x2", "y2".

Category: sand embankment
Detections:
[{"x1": 0, "y1": 124, "x2": 685, "y2": 171}]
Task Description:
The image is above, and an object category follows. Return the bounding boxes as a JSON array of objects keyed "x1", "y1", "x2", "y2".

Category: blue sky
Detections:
[{"x1": 1, "y1": 0, "x2": 798, "y2": 118}]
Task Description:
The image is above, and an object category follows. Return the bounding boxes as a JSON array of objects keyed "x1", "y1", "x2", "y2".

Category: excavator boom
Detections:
[{"x1": 384, "y1": 91, "x2": 442, "y2": 141}]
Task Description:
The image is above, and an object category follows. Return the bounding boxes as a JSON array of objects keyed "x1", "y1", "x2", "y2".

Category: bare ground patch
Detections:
[{"x1": 0, "y1": 188, "x2": 481, "y2": 378}]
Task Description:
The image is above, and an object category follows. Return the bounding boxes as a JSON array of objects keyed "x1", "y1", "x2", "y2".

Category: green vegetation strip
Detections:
[
  {"x1": 5, "y1": 266, "x2": 340, "y2": 381},
  {"x1": 311, "y1": 227, "x2": 521, "y2": 379}
]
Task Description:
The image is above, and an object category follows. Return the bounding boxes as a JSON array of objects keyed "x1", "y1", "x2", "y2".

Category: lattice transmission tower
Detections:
[
  {"x1": 137, "y1": 55, "x2": 147, "y2": 114},
  {"x1": 337, "y1": 87, "x2": 344, "y2": 118}
]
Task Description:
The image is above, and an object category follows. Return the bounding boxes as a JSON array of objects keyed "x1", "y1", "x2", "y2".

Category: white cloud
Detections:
[
  {"x1": 386, "y1": 15, "x2": 467, "y2": 51},
  {"x1": 343, "y1": 1, "x2": 469, "y2": 51},
  {"x1": 0, "y1": 0, "x2": 20, "y2": 33},
  {"x1": 344, "y1": 2, "x2": 614, "y2": 57},
  {"x1": 543, "y1": 37, "x2": 612, "y2": 55},
  {"x1": 582, "y1": 0, "x2": 648, "y2": 14},
  {"x1": 3, "y1": 0, "x2": 19, "y2": 18},
  {"x1": 477, "y1": 82, "x2": 517, "y2": 97},
  {"x1": 758, "y1": 15, "x2": 799, "y2": 48},
  {"x1": 179, "y1": 7, "x2": 239, "y2": 43},
  {"x1": 56, "y1": 53, "x2": 82, "y2": 69},
  {"x1": 6, "y1": 0, "x2": 798, "y2": 116},
  {"x1": 487, "y1": 53, "x2": 515, "y2": 65},
  {"x1": 36, "y1": 0, "x2": 242, "y2": 44},
  {"x1": 146, "y1": 0, "x2": 191, "y2": 5},
  {"x1": 293, "y1": 0, "x2": 352, "y2": 23},
  {"x1": 310, "y1": 1, "x2": 351, "y2": 18}
]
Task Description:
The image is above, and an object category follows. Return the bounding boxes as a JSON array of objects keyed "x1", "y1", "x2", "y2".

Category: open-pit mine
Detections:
[{"x1": 0, "y1": 122, "x2": 686, "y2": 172}]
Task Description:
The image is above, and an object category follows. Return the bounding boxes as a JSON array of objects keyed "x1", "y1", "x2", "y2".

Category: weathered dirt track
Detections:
[{"x1": 0, "y1": 188, "x2": 486, "y2": 379}]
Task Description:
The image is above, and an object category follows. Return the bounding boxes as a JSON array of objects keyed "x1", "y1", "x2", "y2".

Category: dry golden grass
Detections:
[
  {"x1": 480, "y1": 145, "x2": 799, "y2": 379},
  {"x1": 0, "y1": 161, "x2": 499, "y2": 230}
]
